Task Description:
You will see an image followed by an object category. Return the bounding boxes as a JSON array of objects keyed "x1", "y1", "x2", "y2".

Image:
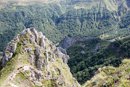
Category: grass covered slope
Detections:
[
  {"x1": 0, "y1": 28, "x2": 80, "y2": 87},
  {"x1": 84, "y1": 59, "x2": 130, "y2": 87},
  {"x1": 67, "y1": 37, "x2": 130, "y2": 84}
]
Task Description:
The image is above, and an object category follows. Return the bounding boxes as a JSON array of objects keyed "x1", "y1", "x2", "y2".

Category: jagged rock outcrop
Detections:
[{"x1": 0, "y1": 28, "x2": 80, "y2": 87}]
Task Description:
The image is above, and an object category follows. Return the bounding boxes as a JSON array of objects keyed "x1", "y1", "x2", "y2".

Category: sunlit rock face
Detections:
[{"x1": 0, "y1": 28, "x2": 80, "y2": 87}]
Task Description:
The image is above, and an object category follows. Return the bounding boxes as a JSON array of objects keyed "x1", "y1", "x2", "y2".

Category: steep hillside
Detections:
[
  {"x1": 1, "y1": 28, "x2": 130, "y2": 87},
  {"x1": 65, "y1": 36, "x2": 130, "y2": 84},
  {"x1": 84, "y1": 59, "x2": 130, "y2": 87},
  {"x1": 0, "y1": 1, "x2": 130, "y2": 87},
  {"x1": 0, "y1": 28, "x2": 80, "y2": 87},
  {"x1": 0, "y1": 0, "x2": 130, "y2": 52}
]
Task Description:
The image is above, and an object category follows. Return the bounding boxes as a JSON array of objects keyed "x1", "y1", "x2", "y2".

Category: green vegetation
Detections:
[
  {"x1": 16, "y1": 72, "x2": 27, "y2": 80},
  {"x1": 0, "y1": 55, "x2": 17, "y2": 85},
  {"x1": 84, "y1": 59, "x2": 130, "y2": 87},
  {"x1": 0, "y1": 1, "x2": 130, "y2": 86},
  {"x1": 42, "y1": 80, "x2": 57, "y2": 87},
  {"x1": 13, "y1": 72, "x2": 35, "y2": 87},
  {"x1": 67, "y1": 37, "x2": 130, "y2": 84},
  {"x1": 0, "y1": 1, "x2": 130, "y2": 52}
]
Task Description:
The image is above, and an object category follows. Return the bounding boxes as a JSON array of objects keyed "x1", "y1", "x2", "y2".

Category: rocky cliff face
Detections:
[{"x1": 0, "y1": 28, "x2": 80, "y2": 87}]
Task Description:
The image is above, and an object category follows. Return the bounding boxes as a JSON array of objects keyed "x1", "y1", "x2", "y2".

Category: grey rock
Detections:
[
  {"x1": 24, "y1": 48, "x2": 32, "y2": 53},
  {"x1": 58, "y1": 47, "x2": 67, "y2": 55},
  {"x1": 23, "y1": 41, "x2": 28, "y2": 45},
  {"x1": 35, "y1": 46, "x2": 41, "y2": 56},
  {"x1": 57, "y1": 75, "x2": 64, "y2": 85},
  {"x1": 29, "y1": 54, "x2": 35, "y2": 65},
  {"x1": 2, "y1": 52, "x2": 13, "y2": 66},
  {"x1": 62, "y1": 55, "x2": 70, "y2": 63},
  {"x1": 55, "y1": 48, "x2": 70, "y2": 63},
  {"x1": 6, "y1": 43, "x2": 17, "y2": 53},
  {"x1": 34, "y1": 71, "x2": 42, "y2": 81},
  {"x1": 39, "y1": 36, "x2": 46, "y2": 48},
  {"x1": 30, "y1": 28, "x2": 39, "y2": 43}
]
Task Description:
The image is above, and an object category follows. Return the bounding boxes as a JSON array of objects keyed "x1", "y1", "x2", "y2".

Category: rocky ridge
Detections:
[{"x1": 0, "y1": 28, "x2": 80, "y2": 87}]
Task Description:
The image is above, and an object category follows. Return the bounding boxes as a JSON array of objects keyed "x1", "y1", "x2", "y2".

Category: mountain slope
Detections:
[
  {"x1": 84, "y1": 59, "x2": 130, "y2": 87},
  {"x1": 0, "y1": 0, "x2": 130, "y2": 52},
  {"x1": 0, "y1": 28, "x2": 80, "y2": 87},
  {"x1": 61, "y1": 36, "x2": 130, "y2": 84}
]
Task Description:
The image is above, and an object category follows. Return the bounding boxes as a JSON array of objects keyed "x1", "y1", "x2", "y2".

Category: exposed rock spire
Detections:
[{"x1": 0, "y1": 28, "x2": 80, "y2": 87}]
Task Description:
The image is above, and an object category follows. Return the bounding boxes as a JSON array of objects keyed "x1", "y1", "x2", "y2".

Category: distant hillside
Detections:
[{"x1": 0, "y1": 0, "x2": 130, "y2": 52}]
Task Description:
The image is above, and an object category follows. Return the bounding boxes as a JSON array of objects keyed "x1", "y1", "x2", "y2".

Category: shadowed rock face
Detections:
[
  {"x1": 0, "y1": 28, "x2": 80, "y2": 87},
  {"x1": 59, "y1": 36, "x2": 98, "y2": 49}
]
